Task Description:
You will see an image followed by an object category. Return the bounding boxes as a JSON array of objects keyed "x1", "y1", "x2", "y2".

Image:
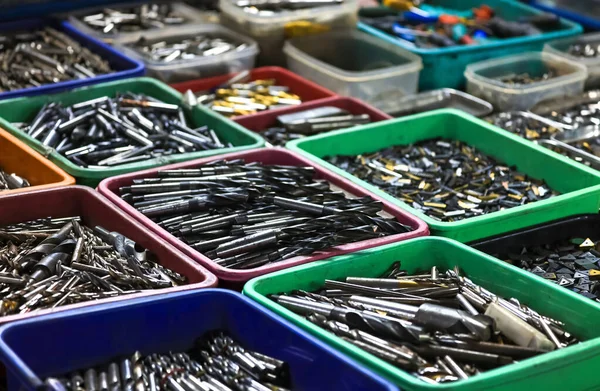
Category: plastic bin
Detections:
[
  {"x1": 244, "y1": 236, "x2": 600, "y2": 391},
  {"x1": 286, "y1": 109, "x2": 600, "y2": 243},
  {"x1": 114, "y1": 24, "x2": 259, "y2": 84},
  {"x1": 66, "y1": 2, "x2": 216, "y2": 44},
  {"x1": 0, "y1": 127, "x2": 75, "y2": 195},
  {"x1": 529, "y1": 0, "x2": 600, "y2": 31},
  {"x1": 0, "y1": 289, "x2": 397, "y2": 391},
  {"x1": 235, "y1": 96, "x2": 392, "y2": 145},
  {"x1": 284, "y1": 29, "x2": 422, "y2": 114},
  {"x1": 358, "y1": 0, "x2": 582, "y2": 91},
  {"x1": 0, "y1": 77, "x2": 264, "y2": 187},
  {"x1": 97, "y1": 148, "x2": 429, "y2": 288},
  {"x1": 544, "y1": 32, "x2": 600, "y2": 88},
  {"x1": 465, "y1": 52, "x2": 587, "y2": 111},
  {"x1": 170, "y1": 66, "x2": 337, "y2": 116},
  {"x1": 471, "y1": 214, "x2": 600, "y2": 251},
  {"x1": 0, "y1": 186, "x2": 217, "y2": 325},
  {"x1": 387, "y1": 89, "x2": 493, "y2": 118},
  {"x1": 0, "y1": 18, "x2": 144, "y2": 101},
  {"x1": 219, "y1": 0, "x2": 358, "y2": 66},
  {"x1": 470, "y1": 214, "x2": 600, "y2": 300}
]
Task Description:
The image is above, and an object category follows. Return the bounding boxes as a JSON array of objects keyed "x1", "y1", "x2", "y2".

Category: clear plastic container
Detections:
[
  {"x1": 465, "y1": 52, "x2": 587, "y2": 112},
  {"x1": 67, "y1": 2, "x2": 217, "y2": 44},
  {"x1": 219, "y1": 0, "x2": 358, "y2": 66},
  {"x1": 544, "y1": 32, "x2": 600, "y2": 89},
  {"x1": 114, "y1": 24, "x2": 259, "y2": 84},
  {"x1": 284, "y1": 29, "x2": 422, "y2": 113}
]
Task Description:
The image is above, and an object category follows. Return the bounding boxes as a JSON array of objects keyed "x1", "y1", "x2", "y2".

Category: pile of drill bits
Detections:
[
  {"x1": 326, "y1": 139, "x2": 558, "y2": 222},
  {"x1": 77, "y1": 3, "x2": 187, "y2": 36},
  {"x1": 497, "y1": 71, "x2": 557, "y2": 86},
  {"x1": 119, "y1": 159, "x2": 413, "y2": 269},
  {"x1": 488, "y1": 93, "x2": 600, "y2": 168},
  {"x1": 14, "y1": 93, "x2": 227, "y2": 168},
  {"x1": 0, "y1": 169, "x2": 30, "y2": 191},
  {"x1": 131, "y1": 34, "x2": 249, "y2": 64},
  {"x1": 489, "y1": 111, "x2": 595, "y2": 167},
  {"x1": 0, "y1": 27, "x2": 112, "y2": 92},
  {"x1": 0, "y1": 216, "x2": 186, "y2": 316},
  {"x1": 545, "y1": 107, "x2": 600, "y2": 160},
  {"x1": 235, "y1": 0, "x2": 344, "y2": 14},
  {"x1": 271, "y1": 262, "x2": 579, "y2": 384},
  {"x1": 568, "y1": 42, "x2": 600, "y2": 58},
  {"x1": 487, "y1": 111, "x2": 563, "y2": 142},
  {"x1": 189, "y1": 73, "x2": 303, "y2": 117},
  {"x1": 45, "y1": 330, "x2": 292, "y2": 391},
  {"x1": 493, "y1": 236, "x2": 600, "y2": 301},
  {"x1": 261, "y1": 106, "x2": 371, "y2": 146}
]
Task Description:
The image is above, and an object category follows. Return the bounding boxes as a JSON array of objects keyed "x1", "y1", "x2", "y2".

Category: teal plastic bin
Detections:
[
  {"x1": 358, "y1": 0, "x2": 583, "y2": 90},
  {"x1": 0, "y1": 78, "x2": 264, "y2": 187}
]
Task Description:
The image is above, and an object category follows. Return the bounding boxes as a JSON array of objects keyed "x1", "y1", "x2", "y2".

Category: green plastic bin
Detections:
[
  {"x1": 244, "y1": 237, "x2": 600, "y2": 391},
  {"x1": 358, "y1": 0, "x2": 582, "y2": 90},
  {"x1": 287, "y1": 109, "x2": 600, "y2": 243},
  {"x1": 0, "y1": 78, "x2": 264, "y2": 187}
]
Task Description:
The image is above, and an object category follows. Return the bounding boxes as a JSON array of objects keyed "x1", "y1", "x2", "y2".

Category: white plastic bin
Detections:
[
  {"x1": 545, "y1": 32, "x2": 600, "y2": 88},
  {"x1": 465, "y1": 52, "x2": 587, "y2": 112},
  {"x1": 284, "y1": 29, "x2": 422, "y2": 113},
  {"x1": 114, "y1": 24, "x2": 259, "y2": 83},
  {"x1": 219, "y1": 0, "x2": 358, "y2": 66}
]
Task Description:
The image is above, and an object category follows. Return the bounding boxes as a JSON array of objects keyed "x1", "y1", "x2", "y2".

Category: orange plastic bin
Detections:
[{"x1": 0, "y1": 127, "x2": 74, "y2": 194}]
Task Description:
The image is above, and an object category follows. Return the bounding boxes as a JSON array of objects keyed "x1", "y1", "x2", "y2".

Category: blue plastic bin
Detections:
[
  {"x1": 358, "y1": 0, "x2": 582, "y2": 90},
  {"x1": 0, "y1": 289, "x2": 397, "y2": 391},
  {"x1": 529, "y1": 1, "x2": 600, "y2": 31},
  {"x1": 0, "y1": 18, "x2": 144, "y2": 100}
]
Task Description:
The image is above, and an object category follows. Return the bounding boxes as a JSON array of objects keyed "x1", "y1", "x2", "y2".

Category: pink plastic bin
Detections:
[
  {"x1": 97, "y1": 149, "x2": 429, "y2": 288},
  {"x1": 0, "y1": 186, "x2": 217, "y2": 324}
]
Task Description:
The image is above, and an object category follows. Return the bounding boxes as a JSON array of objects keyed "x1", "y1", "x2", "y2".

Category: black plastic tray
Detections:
[{"x1": 470, "y1": 214, "x2": 600, "y2": 254}]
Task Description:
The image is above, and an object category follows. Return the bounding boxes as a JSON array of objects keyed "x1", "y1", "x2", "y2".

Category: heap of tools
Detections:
[
  {"x1": 0, "y1": 27, "x2": 113, "y2": 92},
  {"x1": 15, "y1": 93, "x2": 227, "y2": 168},
  {"x1": 326, "y1": 139, "x2": 557, "y2": 222},
  {"x1": 271, "y1": 262, "x2": 578, "y2": 384},
  {"x1": 0, "y1": 216, "x2": 185, "y2": 316},
  {"x1": 76, "y1": 3, "x2": 188, "y2": 35},
  {"x1": 119, "y1": 159, "x2": 414, "y2": 269},
  {"x1": 45, "y1": 331, "x2": 293, "y2": 391}
]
